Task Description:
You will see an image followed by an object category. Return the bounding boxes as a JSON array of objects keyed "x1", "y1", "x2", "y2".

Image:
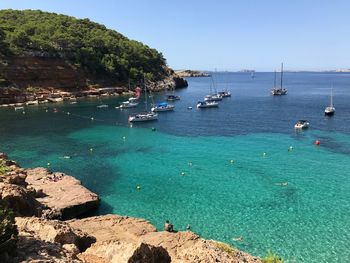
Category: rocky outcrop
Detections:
[
  {"x1": 0, "y1": 182, "x2": 42, "y2": 216},
  {"x1": 69, "y1": 215, "x2": 262, "y2": 263},
  {"x1": 25, "y1": 168, "x2": 100, "y2": 220},
  {"x1": 16, "y1": 217, "x2": 95, "y2": 252},
  {"x1": 175, "y1": 69, "x2": 210, "y2": 77},
  {"x1": 128, "y1": 243, "x2": 171, "y2": 263}
]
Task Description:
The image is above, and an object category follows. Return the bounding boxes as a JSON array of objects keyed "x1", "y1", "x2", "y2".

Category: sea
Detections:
[{"x1": 1, "y1": 72, "x2": 350, "y2": 263}]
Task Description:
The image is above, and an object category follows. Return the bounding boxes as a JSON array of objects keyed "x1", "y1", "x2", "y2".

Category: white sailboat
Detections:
[
  {"x1": 271, "y1": 63, "x2": 287, "y2": 95},
  {"x1": 324, "y1": 88, "x2": 335, "y2": 116},
  {"x1": 204, "y1": 77, "x2": 222, "y2": 102},
  {"x1": 128, "y1": 77, "x2": 158, "y2": 122}
]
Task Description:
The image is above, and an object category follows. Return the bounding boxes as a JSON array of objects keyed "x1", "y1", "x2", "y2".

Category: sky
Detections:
[{"x1": 0, "y1": 0, "x2": 349, "y2": 71}]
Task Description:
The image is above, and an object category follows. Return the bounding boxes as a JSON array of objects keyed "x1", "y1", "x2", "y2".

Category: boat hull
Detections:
[
  {"x1": 197, "y1": 102, "x2": 219, "y2": 108},
  {"x1": 128, "y1": 113, "x2": 158, "y2": 122},
  {"x1": 151, "y1": 105, "x2": 175, "y2": 112}
]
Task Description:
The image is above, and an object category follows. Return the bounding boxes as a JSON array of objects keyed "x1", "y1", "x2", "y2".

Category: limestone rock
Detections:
[
  {"x1": 14, "y1": 235, "x2": 82, "y2": 262},
  {"x1": 69, "y1": 215, "x2": 262, "y2": 263},
  {"x1": 15, "y1": 217, "x2": 95, "y2": 252},
  {"x1": 128, "y1": 243, "x2": 171, "y2": 263},
  {"x1": 25, "y1": 168, "x2": 100, "y2": 220},
  {"x1": 0, "y1": 182, "x2": 42, "y2": 216}
]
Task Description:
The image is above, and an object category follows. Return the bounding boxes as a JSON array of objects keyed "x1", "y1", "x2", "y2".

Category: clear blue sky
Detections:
[{"x1": 1, "y1": 0, "x2": 349, "y2": 71}]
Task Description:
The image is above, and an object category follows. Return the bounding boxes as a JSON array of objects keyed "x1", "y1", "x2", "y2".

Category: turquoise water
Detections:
[{"x1": 1, "y1": 72, "x2": 350, "y2": 262}]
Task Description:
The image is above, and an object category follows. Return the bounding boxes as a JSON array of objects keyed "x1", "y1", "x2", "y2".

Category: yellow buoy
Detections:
[
  {"x1": 136, "y1": 185, "x2": 141, "y2": 191},
  {"x1": 181, "y1": 172, "x2": 186, "y2": 176},
  {"x1": 263, "y1": 152, "x2": 267, "y2": 157},
  {"x1": 230, "y1": 159, "x2": 235, "y2": 164}
]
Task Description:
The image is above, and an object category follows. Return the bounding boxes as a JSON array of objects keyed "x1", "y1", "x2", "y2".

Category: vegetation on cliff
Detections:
[
  {"x1": 0, "y1": 202, "x2": 18, "y2": 257},
  {"x1": 0, "y1": 9, "x2": 167, "y2": 82}
]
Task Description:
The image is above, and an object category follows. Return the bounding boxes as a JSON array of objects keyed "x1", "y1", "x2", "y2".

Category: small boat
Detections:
[
  {"x1": 14, "y1": 106, "x2": 24, "y2": 111},
  {"x1": 128, "y1": 75, "x2": 158, "y2": 122},
  {"x1": 97, "y1": 104, "x2": 108, "y2": 108},
  {"x1": 128, "y1": 112, "x2": 158, "y2": 122},
  {"x1": 324, "y1": 88, "x2": 335, "y2": 116},
  {"x1": 217, "y1": 91, "x2": 231, "y2": 98},
  {"x1": 197, "y1": 101, "x2": 219, "y2": 108},
  {"x1": 119, "y1": 97, "x2": 139, "y2": 109},
  {"x1": 166, "y1": 94, "x2": 180, "y2": 101},
  {"x1": 204, "y1": 94, "x2": 222, "y2": 102},
  {"x1": 271, "y1": 63, "x2": 287, "y2": 96},
  {"x1": 48, "y1": 97, "x2": 64, "y2": 102},
  {"x1": 26, "y1": 100, "x2": 38, "y2": 105},
  {"x1": 294, "y1": 120, "x2": 309, "y2": 129},
  {"x1": 151, "y1": 102, "x2": 175, "y2": 112}
]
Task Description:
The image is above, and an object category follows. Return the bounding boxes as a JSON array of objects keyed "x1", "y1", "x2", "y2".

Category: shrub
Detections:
[
  {"x1": 262, "y1": 250, "x2": 283, "y2": 263},
  {"x1": 0, "y1": 201, "x2": 18, "y2": 257}
]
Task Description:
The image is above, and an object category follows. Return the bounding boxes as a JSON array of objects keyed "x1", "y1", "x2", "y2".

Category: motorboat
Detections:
[
  {"x1": 166, "y1": 94, "x2": 180, "y2": 101},
  {"x1": 294, "y1": 120, "x2": 309, "y2": 129},
  {"x1": 128, "y1": 112, "x2": 158, "y2": 122},
  {"x1": 26, "y1": 100, "x2": 38, "y2": 105},
  {"x1": 119, "y1": 97, "x2": 139, "y2": 108},
  {"x1": 151, "y1": 102, "x2": 175, "y2": 112},
  {"x1": 197, "y1": 101, "x2": 219, "y2": 108},
  {"x1": 97, "y1": 104, "x2": 108, "y2": 108},
  {"x1": 14, "y1": 106, "x2": 24, "y2": 111}
]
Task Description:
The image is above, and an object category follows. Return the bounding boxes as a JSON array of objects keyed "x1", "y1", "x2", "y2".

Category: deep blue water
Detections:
[{"x1": 0, "y1": 72, "x2": 350, "y2": 262}]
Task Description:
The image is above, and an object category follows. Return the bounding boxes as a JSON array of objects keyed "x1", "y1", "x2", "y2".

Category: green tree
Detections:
[{"x1": 0, "y1": 9, "x2": 169, "y2": 83}]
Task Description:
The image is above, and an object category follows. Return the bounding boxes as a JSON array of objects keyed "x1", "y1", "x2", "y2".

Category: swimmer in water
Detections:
[{"x1": 232, "y1": 235, "x2": 243, "y2": 241}]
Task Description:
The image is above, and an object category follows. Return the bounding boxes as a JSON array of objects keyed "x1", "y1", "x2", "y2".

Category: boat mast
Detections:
[
  {"x1": 144, "y1": 74, "x2": 148, "y2": 111},
  {"x1": 330, "y1": 86, "x2": 333, "y2": 107},
  {"x1": 280, "y1": 63, "x2": 283, "y2": 89},
  {"x1": 274, "y1": 70, "x2": 276, "y2": 87}
]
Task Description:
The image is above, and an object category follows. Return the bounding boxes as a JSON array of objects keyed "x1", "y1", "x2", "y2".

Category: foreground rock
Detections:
[
  {"x1": 26, "y1": 168, "x2": 100, "y2": 220},
  {"x1": 69, "y1": 215, "x2": 262, "y2": 263},
  {"x1": 14, "y1": 217, "x2": 96, "y2": 262}
]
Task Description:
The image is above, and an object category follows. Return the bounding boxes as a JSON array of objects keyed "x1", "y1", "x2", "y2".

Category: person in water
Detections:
[{"x1": 164, "y1": 220, "x2": 174, "y2": 232}]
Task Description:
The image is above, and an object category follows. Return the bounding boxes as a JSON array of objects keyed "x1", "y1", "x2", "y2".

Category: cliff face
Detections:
[{"x1": 0, "y1": 56, "x2": 89, "y2": 89}]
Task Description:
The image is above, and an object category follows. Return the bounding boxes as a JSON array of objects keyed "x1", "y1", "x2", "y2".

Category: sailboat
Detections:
[
  {"x1": 128, "y1": 77, "x2": 158, "y2": 122},
  {"x1": 324, "y1": 88, "x2": 335, "y2": 116},
  {"x1": 271, "y1": 63, "x2": 287, "y2": 95},
  {"x1": 204, "y1": 77, "x2": 222, "y2": 102}
]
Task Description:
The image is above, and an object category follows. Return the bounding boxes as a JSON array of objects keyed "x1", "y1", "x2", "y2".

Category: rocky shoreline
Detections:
[
  {"x1": 0, "y1": 73, "x2": 188, "y2": 107},
  {"x1": 0, "y1": 153, "x2": 262, "y2": 262}
]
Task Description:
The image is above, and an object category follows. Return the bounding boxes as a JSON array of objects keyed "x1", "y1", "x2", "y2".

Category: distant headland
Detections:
[{"x1": 175, "y1": 70, "x2": 211, "y2": 77}]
